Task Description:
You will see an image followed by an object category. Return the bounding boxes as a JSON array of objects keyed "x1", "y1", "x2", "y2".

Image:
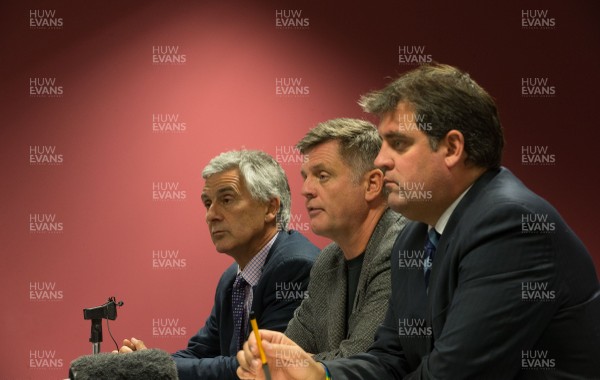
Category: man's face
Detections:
[
  {"x1": 300, "y1": 140, "x2": 368, "y2": 240},
  {"x1": 374, "y1": 102, "x2": 447, "y2": 222},
  {"x1": 201, "y1": 168, "x2": 271, "y2": 259}
]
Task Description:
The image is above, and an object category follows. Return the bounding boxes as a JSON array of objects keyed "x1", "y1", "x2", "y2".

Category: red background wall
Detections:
[{"x1": 1, "y1": 0, "x2": 598, "y2": 378}]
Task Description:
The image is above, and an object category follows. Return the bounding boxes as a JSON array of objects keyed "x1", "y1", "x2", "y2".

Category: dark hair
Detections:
[
  {"x1": 296, "y1": 118, "x2": 381, "y2": 183},
  {"x1": 359, "y1": 63, "x2": 504, "y2": 169}
]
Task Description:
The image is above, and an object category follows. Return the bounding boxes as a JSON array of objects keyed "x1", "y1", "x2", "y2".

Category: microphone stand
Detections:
[
  {"x1": 90, "y1": 318, "x2": 103, "y2": 354},
  {"x1": 83, "y1": 297, "x2": 123, "y2": 355}
]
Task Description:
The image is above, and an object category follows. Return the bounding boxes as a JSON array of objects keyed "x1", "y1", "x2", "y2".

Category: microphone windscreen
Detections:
[{"x1": 69, "y1": 349, "x2": 178, "y2": 380}]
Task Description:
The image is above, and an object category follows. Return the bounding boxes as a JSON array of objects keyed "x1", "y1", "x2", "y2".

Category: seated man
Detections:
[
  {"x1": 237, "y1": 64, "x2": 600, "y2": 379},
  {"x1": 118, "y1": 150, "x2": 319, "y2": 380},
  {"x1": 285, "y1": 118, "x2": 407, "y2": 359}
]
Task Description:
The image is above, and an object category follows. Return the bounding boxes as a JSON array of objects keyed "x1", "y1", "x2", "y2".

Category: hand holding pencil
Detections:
[
  {"x1": 249, "y1": 311, "x2": 272, "y2": 380},
  {"x1": 237, "y1": 313, "x2": 325, "y2": 380}
]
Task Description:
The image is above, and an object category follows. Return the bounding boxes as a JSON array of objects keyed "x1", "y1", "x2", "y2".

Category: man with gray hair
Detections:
[
  {"x1": 285, "y1": 118, "x2": 407, "y2": 359},
  {"x1": 117, "y1": 150, "x2": 319, "y2": 380}
]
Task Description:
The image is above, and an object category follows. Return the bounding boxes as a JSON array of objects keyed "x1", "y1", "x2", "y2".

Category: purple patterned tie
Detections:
[
  {"x1": 424, "y1": 228, "x2": 441, "y2": 289},
  {"x1": 231, "y1": 273, "x2": 248, "y2": 351}
]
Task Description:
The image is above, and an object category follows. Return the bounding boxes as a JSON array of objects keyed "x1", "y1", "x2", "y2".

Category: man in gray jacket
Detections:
[{"x1": 285, "y1": 118, "x2": 407, "y2": 360}]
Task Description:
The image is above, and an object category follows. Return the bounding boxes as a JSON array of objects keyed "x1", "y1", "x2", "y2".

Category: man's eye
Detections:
[{"x1": 392, "y1": 139, "x2": 406, "y2": 151}]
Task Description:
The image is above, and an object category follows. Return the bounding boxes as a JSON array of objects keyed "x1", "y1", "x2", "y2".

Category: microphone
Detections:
[
  {"x1": 69, "y1": 349, "x2": 178, "y2": 380},
  {"x1": 82, "y1": 296, "x2": 124, "y2": 354}
]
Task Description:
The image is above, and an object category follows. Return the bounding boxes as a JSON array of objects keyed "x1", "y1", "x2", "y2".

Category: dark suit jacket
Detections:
[
  {"x1": 172, "y1": 230, "x2": 319, "y2": 380},
  {"x1": 325, "y1": 168, "x2": 600, "y2": 379}
]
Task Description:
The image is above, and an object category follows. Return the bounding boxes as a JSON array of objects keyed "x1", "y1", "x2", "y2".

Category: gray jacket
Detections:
[{"x1": 285, "y1": 208, "x2": 407, "y2": 360}]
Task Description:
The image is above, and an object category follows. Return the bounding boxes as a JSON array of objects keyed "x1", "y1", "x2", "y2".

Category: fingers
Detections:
[
  {"x1": 130, "y1": 337, "x2": 147, "y2": 350},
  {"x1": 237, "y1": 365, "x2": 262, "y2": 380},
  {"x1": 117, "y1": 337, "x2": 147, "y2": 353},
  {"x1": 237, "y1": 331, "x2": 323, "y2": 380},
  {"x1": 237, "y1": 340, "x2": 262, "y2": 376},
  {"x1": 118, "y1": 345, "x2": 134, "y2": 353},
  {"x1": 255, "y1": 329, "x2": 287, "y2": 345},
  {"x1": 241, "y1": 330, "x2": 301, "y2": 367}
]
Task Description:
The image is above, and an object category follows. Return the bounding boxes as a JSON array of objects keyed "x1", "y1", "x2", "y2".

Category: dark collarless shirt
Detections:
[{"x1": 345, "y1": 252, "x2": 366, "y2": 329}]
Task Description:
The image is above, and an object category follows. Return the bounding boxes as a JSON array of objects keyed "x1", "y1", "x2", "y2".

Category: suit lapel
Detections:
[
  {"x1": 395, "y1": 222, "x2": 431, "y2": 361},
  {"x1": 350, "y1": 210, "x2": 386, "y2": 316},
  {"x1": 428, "y1": 169, "x2": 500, "y2": 290},
  {"x1": 426, "y1": 169, "x2": 500, "y2": 349}
]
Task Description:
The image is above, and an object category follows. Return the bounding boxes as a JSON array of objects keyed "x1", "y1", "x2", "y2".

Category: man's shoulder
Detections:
[
  {"x1": 266, "y1": 230, "x2": 320, "y2": 266},
  {"x1": 217, "y1": 262, "x2": 238, "y2": 282},
  {"x1": 461, "y1": 168, "x2": 561, "y2": 222},
  {"x1": 212, "y1": 262, "x2": 239, "y2": 297},
  {"x1": 378, "y1": 209, "x2": 409, "y2": 242},
  {"x1": 442, "y1": 168, "x2": 589, "y2": 263},
  {"x1": 365, "y1": 209, "x2": 408, "y2": 260},
  {"x1": 311, "y1": 242, "x2": 344, "y2": 270}
]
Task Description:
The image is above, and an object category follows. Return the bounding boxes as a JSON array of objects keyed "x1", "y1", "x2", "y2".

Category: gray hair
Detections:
[
  {"x1": 359, "y1": 63, "x2": 504, "y2": 169},
  {"x1": 296, "y1": 118, "x2": 381, "y2": 183},
  {"x1": 202, "y1": 150, "x2": 291, "y2": 229}
]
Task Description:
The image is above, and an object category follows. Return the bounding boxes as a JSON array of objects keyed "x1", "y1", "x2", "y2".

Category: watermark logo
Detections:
[
  {"x1": 29, "y1": 213, "x2": 63, "y2": 233},
  {"x1": 152, "y1": 45, "x2": 187, "y2": 65},
  {"x1": 398, "y1": 318, "x2": 432, "y2": 338},
  {"x1": 29, "y1": 350, "x2": 63, "y2": 369},
  {"x1": 29, "y1": 10, "x2": 63, "y2": 30},
  {"x1": 29, "y1": 77, "x2": 63, "y2": 97},
  {"x1": 29, "y1": 282, "x2": 64, "y2": 301},
  {"x1": 521, "y1": 10, "x2": 556, "y2": 30},
  {"x1": 521, "y1": 213, "x2": 556, "y2": 234},
  {"x1": 152, "y1": 113, "x2": 187, "y2": 133},
  {"x1": 521, "y1": 145, "x2": 555, "y2": 165},
  {"x1": 275, "y1": 282, "x2": 308, "y2": 301},
  {"x1": 521, "y1": 77, "x2": 556, "y2": 97},
  {"x1": 521, "y1": 282, "x2": 556, "y2": 302},
  {"x1": 286, "y1": 213, "x2": 310, "y2": 232},
  {"x1": 152, "y1": 182, "x2": 187, "y2": 201},
  {"x1": 29, "y1": 145, "x2": 63, "y2": 165},
  {"x1": 274, "y1": 348, "x2": 310, "y2": 368},
  {"x1": 398, "y1": 113, "x2": 432, "y2": 132},
  {"x1": 522, "y1": 350, "x2": 556, "y2": 369},
  {"x1": 275, "y1": 77, "x2": 310, "y2": 97},
  {"x1": 152, "y1": 250, "x2": 187, "y2": 269},
  {"x1": 152, "y1": 318, "x2": 187, "y2": 337},
  {"x1": 398, "y1": 45, "x2": 432, "y2": 65},
  {"x1": 398, "y1": 249, "x2": 428, "y2": 269},
  {"x1": 275, "y1": 145, "x2": 305, "y2": 165},
  {"x1": 399, "y1": 182, "x2": 432, "y2": 202},
  {"x1": 275, "y1": 10, "x2": 309, "y2": 29}
]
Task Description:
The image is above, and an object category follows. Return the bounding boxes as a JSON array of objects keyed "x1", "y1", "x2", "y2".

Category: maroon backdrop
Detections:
[{"x1": 1, "y1": 0, "x2": 598, "y2": 378}]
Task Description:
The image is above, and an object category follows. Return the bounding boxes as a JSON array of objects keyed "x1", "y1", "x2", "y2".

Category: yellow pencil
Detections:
[{"x1": 249, "y1": 311, "x2": 272, "y2": 380}]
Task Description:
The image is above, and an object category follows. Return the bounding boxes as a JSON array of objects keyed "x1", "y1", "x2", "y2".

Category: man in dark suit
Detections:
[
  {"x1": 236, "y1": 64, "x2": 600, "y2": 379},
  {"x1": 117, "y1": 150, "x2": 319, "y2": 380}
]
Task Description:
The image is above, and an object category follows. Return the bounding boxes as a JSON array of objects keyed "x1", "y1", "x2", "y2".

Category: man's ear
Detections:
[
  {"x1": 364, "y1": 168, "x2": 384, "y2": 202},
  {"x1": 265, "y1": 197, "x2": 281, "y2": 224},
  {"x1": 442, "y1": 129, "x2": 466, "y2": 168}
]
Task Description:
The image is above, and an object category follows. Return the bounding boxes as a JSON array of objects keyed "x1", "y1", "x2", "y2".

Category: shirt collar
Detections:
[
  {"x1": 237, "y1": 232, "x2": 279, "y2": 287},
  {"x1": 433, "y1": 185, "x2": 472, "y2": 235}
]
